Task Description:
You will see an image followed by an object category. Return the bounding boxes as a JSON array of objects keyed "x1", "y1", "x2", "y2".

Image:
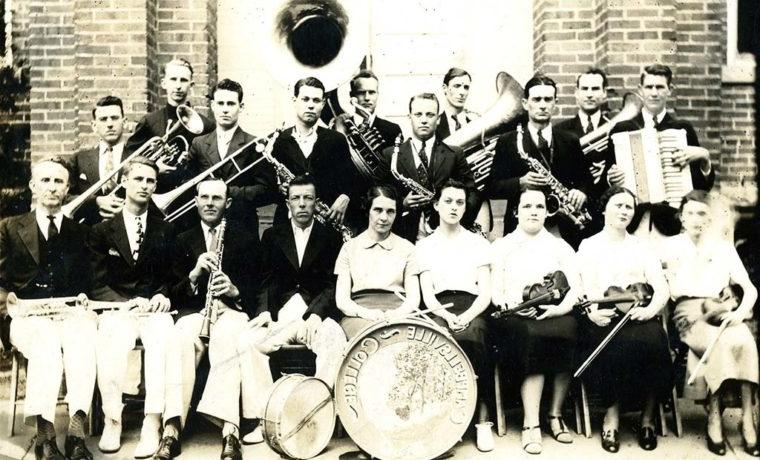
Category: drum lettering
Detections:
[
  {"x1": 379, "y1": 328, "x2": 400, "y2": 340},
  {"x1": 438, "y1": 344, "x2": 452, "y2": 358},
  {"x1": 359, "y1": 337, "x2": 379, "y2": 355},
  {"x1": 344, "y1": 383, "x2": 357, "y2": 396},
  {"x1": 407, "y1": 326, "x2": 416, "y2": 340}
]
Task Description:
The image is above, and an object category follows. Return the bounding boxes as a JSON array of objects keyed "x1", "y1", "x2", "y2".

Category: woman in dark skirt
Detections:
[
  {"x1": 576, "y1": 186, "x2": 673, "y2": 453},
  {"x1": 417, "y1": 179, "x2": 494, "y2": 451},
  {"x1": 490, "y1": 189, "x2": 582, "y2": 454}
]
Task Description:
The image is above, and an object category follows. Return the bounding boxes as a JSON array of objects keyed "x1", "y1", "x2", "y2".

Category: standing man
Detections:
[
  {"x1": 270, "y1": 77, "x2": 359, "y2": 231},
  {"x1": 70, "y1": 96, "x2": 128, "y2": 225},
  {"x1": 605, "y1": 63, "x2": 714, "y2": 236},
  {"x1": 89, "y1": 157, "x2": 176, "y2": 458},
  {"x1": 436, "y1": 68, "x2": 479, "y2": 139},
  {"x1": 156, "y1": 179, "x2": 258, "y2": 460},
  {"x1": 382, "y1": 92, "x2": 478, "y2": 242},
  {"x1": 0, "y1": 157, "x2": 95, "y2": 460},
  {"x1": 186, "y1": 79, "x2": 273, "y2": 239},
  {"x1": 487, "y1": 74, "x2": 594, "y2": 248},
  {"x1": 342, "y1": 70, "x2": 402, "y2": 151}
]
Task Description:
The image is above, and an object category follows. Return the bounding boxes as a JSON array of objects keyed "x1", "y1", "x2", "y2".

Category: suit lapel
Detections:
[
  {"x1": 189, "y1": 226, "x2": 206, "y2": 258},
  {"x1": 398, "y1": 140, "x2": 422, "y2": 182},
  {"x1": 110, "y1": 214, "x2": 136, "y2": 267},
  {"x1": 282, "y1": 127, "x2": 309, "y2": 172},
  {"x1": 17, "y1": 213, "x2": 40, "y2": 265},
  {"x1": 300, "y1": 223, "x2": 324, "y2": 272},
  {"x1": 430, "y1": 140, "x2": 446, "y2": 180},
  {"x1": 277, "y1": 225, "x2": 300, "y2": 270}
]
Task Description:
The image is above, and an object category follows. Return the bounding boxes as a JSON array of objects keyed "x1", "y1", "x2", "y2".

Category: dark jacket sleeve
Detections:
[
  {"x1": 125, "y1": 115, "x2": 155, "y2": 155},
  {"x1": 683, "y1": 123, "x2": 715, "y2": 191},
  {"x1": 486, "y1": 133, "x2": 522, "y2": 203},
  {"x1": 303, "y1": 234, "x2": 340, "y2": 320},
  {"x1": 87, "y1": 223, "x2": 122, "y2": 301},
  {"x1": 254, "y1": 229, "x2": 274, "y2": 317},
  {"x1": 169, "y1": 234, "x2": 198, "y2": 311},
  {"x1": 563, "y1": 134, "x2": 595, "y2": 198}
]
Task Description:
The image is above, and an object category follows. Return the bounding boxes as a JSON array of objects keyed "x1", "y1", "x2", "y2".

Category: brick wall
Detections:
[{"x1": 720, "y1": 83, "x2": 756, "y2": 201}]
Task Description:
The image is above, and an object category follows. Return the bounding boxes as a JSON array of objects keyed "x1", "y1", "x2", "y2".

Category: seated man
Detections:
[
  {"x1": 0, "y1": 157, "x2": 95, "y2": 460},
  {"x1": 157, "y1": 178, "x2": 259, "y2": 460},
  {"x1": 88, "y1": 157, "x2": 176, "y2": 458},
  {"x1": 237, "y1": 174, "x2": 347, "y2": 443}
]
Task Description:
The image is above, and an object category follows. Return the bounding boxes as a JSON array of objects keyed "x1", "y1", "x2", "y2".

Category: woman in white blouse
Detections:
[
  {"x1": 576, "y1": 186, "x2": 672, "y2": 453},
  {"x1": 491, "y1": 188, "x2": 581, "y2": 454},
  {"x1": 417, "y1": 179, "x2": 493, "y2": 451},
  {"x1": 661, "y1": 190, "x2": 758, "y2": 456},
  {"x1": 335, "y1": 184, "x2": 420, "y2": 339}
]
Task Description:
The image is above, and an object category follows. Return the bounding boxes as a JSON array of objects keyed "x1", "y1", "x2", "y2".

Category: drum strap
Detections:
[{"x1": 281, "y1": 395, "x2": 333, "y2": 443}]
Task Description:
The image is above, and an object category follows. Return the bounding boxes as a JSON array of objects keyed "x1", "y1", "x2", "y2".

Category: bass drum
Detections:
[
  {"x1": 335, "y1": 318, "x2": 477, "y2": 460},
  {"x1": 263, "y1": 374, "x2": 336, "y2": 459}
]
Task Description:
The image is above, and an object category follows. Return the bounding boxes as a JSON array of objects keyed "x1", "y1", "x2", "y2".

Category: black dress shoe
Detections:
[
  {"x1": 638, "y1": 426, "x2": 657, "y2": 451},
  {"x1": 34, "y1": 438, "x2": 65, "y2": 460},
  {"x1": 153, "y1": 436, "x2": 181, "y2": 460},
  {"x1": 221, "y1": 435, "x2": 242, "y2": 460},
  {"x1": 64, "y1": 436, "x2": 93, "y2": 460},
  {"x1": 706, "y1": 434, "x2": 726, "y2": 456},
  {"x1": 601, "y1": 429, "x2": 619, "y2": 453}
]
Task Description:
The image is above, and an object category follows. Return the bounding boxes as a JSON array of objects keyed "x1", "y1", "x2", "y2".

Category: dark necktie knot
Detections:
[
  {"x1": 585, "y1": 114, "x2": 594, "y2": 134},
  {"x1": 47, "y1": 215, "x2": 59, "y2": 240}
]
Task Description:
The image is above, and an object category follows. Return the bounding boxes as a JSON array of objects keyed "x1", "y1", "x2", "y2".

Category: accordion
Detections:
[{"x1": 611, "y1": 128, "x2": 693, "y2": 208}]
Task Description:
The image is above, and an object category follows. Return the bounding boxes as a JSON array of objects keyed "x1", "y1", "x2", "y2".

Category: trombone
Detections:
[{"x1": 62, "y1": 105, "x2": 205, "y2": 218}]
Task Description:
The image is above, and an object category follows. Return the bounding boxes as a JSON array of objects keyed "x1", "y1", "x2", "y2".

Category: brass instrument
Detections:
[
  {"x1": 516, "y1": 124, "x2": 592, "y2": 229},
  {"x1": 262, "y1": 130, "x2": 354, "y2": 242},
  {"x1": 333, "y1": 99, "x2": 387, "y2": 181},
  {"x1": 199, "y1": 218, "x2": 227, "y2": 342},
  {"x1": 580, "y1": 92, "x2": 643, "y2": 155},
  {"x1": 6, "y1": 293, "x2": 86, "y2": 319},
  {"x1": 62, "y1": 105, "x2": 204, "y2": 218},
  {"x1": 389, "y1": 135, "x2": 435, "y2": 203}
]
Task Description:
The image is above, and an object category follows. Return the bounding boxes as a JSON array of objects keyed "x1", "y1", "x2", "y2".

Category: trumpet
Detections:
[
  {"x1": 6, "y1": 293, "x2": 87, "y2": 319},
  {"x1": 62, "y1": 105, "x2": 205, "y2": 218},
  {"x1": 580, "y1": 92, "x2": 643, "y2": 155},
  {"x1": 199, "y1": 218, "x2": 226, "y2": 342}
]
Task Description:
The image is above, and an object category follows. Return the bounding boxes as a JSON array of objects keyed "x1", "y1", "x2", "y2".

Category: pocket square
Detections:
[
  {"x1": 108, "y1": 248, "x2": 120, "y2": 257},
  {"x1": 79, "y1": 173, "x2": 88, "y2": 180}
]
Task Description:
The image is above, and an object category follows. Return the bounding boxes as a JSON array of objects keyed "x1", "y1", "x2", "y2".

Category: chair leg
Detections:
[
  {"x1": 671, "y1": 386, "x2": 683, "y2": 437},
  {"x1": 657, "y1": 402, "x2": 669, "y2": 437},
  {"x1": 580, "y1": 381, "x2": 591, "y2": 438},
  {"x1": 8, "y1": 352, "x2": 20, "y2": 438},
  {"x1": 493, "y1": 363, "x2": 506, "y2": 436}
]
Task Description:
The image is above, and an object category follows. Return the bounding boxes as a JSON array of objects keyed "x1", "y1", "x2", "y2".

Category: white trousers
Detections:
[
  {"x1": 10, "y1": 313, "x2": 97, "y2": 423},
  {"x1": 164, "y1": 309, "x2": 249, "y2": 427},
  {"x1": 237, "y1": 317, "x2": 347, "y2": 419},
  {"x1": 96, "y1": 312, "x2": 173, "y2": 421}
]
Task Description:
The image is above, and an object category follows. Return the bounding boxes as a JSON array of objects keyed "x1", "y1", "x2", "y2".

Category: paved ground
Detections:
[{"x1": 1, "y1": 401, "x2": 759, "y2": 460}]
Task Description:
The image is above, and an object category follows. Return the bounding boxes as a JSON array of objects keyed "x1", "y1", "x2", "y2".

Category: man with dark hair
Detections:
[
  {"x1": 487, "y1": 74, "x2": 594, "y2": 248},
  {"x1": 270, "y1": 76, "x2": 359, "y2": 232},
  {"x1": 0, "y1": 156, "x2": 95, "y2": 460},
  {"x1": 436, "y1": 67, "x2": 479, "y2": 139},
  {"x1": 605, "y1": 63, "x2": 715, "y2": 236},
  {"x1": 382, "y1": 92, "x2": 477, "y2": 242},
  {"x1": 185, "y1": 78, "x2": 273, "y2": 239}
]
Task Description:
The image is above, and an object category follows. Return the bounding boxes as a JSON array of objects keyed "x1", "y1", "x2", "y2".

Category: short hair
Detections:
[
  {"x1": 434, "y1": 178, "x2": 469, "y2": 203},
  {"x1": 363, "y1": 184, "x2": 400, "y2": 215},
  {"x1": 576, "y1": 67, "x2": 608, "y2": 89},
  {"x1": 91, "y1": 95, "x2": 124, "y2": 119},
  {"x1": 641, "y1": 63, "x2": 673, "y2": 86},
  {"x1": 195, "y1": 178, "x2": 228, "y2": 197},
  {"x1": 287, "y1": 174, "x2": 318, "y2": 198},
  {"x1": 599, "y1": 185, "x2": 637, "y2": 211},
  {"x1": 122, "y1": 156, "x2": 159, "y2": 177},
  {"x1": 679, "y1": 189, "x2": 710, "y2": 212},
  {"x1": 523, "y1": 73, "x2": 557, "y2": 99},
  {"x1": 294, "y1": 77, "x2": 325, "y2": 98},
  {"x1": 443, "y1": 67, "x2": 471, "y2": 86},
  {"x1": 164, "y1": 58, "x2": 194, "y2": 77},
  {"x1": 350, "y1": 70, "x2": 379, "y2": 95},
  {"x1": 408, "y1": 92, "x2": 440, "y2": 113},
  {"x1": 32, "y1": 156, "x2": 73, "y2": 183},
  {"x1": 211, "y1": 78, "x2": 244, "y2": 103}
]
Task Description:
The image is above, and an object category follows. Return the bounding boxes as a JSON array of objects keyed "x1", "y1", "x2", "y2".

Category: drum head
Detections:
[{"x1": 335, "y1": 319, "x2": 477, "y2": 460}]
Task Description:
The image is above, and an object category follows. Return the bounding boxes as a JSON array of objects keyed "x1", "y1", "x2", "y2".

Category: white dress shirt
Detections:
[
  {"x1": 98, "y1": 140, "x2": 124, "y2": 179},
  {"x1": 122, "y1": 208, "x2": 148, "y2": 257},
  {"x1": 216, "y1": 125, "x2": 238, "y2": 159},
  {"x1": 353, "y1": 112, "x2": 376, "y2": 128},
  {"x1": 417, "y1": 228, "x2": 491, "y2": 295},
  {"x1": 291, "y1": 219, "x2": 314, "y2": 266},
  {"x1": 577, "y1": 110, "x2": 602, "y2": 132},
  {"x1": 200, "y1": 221, "x2": 223, "y2": 251},
  {"x1": 293, "y1": 125, "x2": 319, "y2": 159},
  {"x1": 409, "y1": 136, "x2": 435, "y2": 169},
  {"x1": 527, "y1": 123, "x2": 553, "y2": 148},
  {"x1": 35, "y1": 208, "x2": 63, "y2": 240},
  {"x1": 642, "y1": 108, "x2": 667, "y2": 128}
]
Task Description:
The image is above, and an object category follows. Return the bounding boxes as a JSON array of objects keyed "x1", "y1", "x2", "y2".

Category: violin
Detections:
[
  {"x1": 576, "y1": 282, "x2": 654, "y2": 316},
  {"x1": 492, "y1": 271, "x2": 570, "y2": 320},
  {"x1": 701, "y1": 285, "x2": 743, "y2": 326}
]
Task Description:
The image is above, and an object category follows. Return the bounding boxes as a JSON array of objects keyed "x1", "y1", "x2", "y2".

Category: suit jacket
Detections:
[
  {"x1": 186, "y1": 127, "x2": 275, "y2": 238},
  {"x1": 69, "y1": 147, "x2": 125, "y2": 225},
  {"x1": 0, "y1": 212, "x2": 91, "y2": 303},
  {"x1": 372, "y1": 116, "x2": 403, "y2": 152},
  {"x1": 170, "y1": 222, "x2": 260, "y2": 318},
  {"x1": 88, "y1": 209, "x2": 175, "y2": 302},
  {"x1": 555, "y1": 112, "x2": 611, "y2": 167},
  {"x1": 271, "y1": 126, "x2": 359, "y2": 228},
  {"x1": 435, "y1": 110, "x2": 477, "y2": 140},
  {"x1": 381, "y1": 138, "x2": 477, "y2": 242},
  {"x1": 256, "y1": 221, "x2": 342, "y2": 322},
  {"x1": 487, "y1": 126, "x2": 595, "y2": 242}
]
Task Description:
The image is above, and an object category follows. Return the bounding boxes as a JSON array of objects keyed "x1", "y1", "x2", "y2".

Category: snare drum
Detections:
[{"x1": 335, "y1": 318, "x2": 477, "y2": 460}]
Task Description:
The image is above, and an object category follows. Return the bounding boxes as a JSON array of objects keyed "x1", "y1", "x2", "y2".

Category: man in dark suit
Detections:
[
  {"x1": 605, "y1": 63, "x2": 715, "y2": 236},
  {"x1": 270, "y1": 77, "x2": 360, "y2": 232},
  {"x1": 237, "y1": 174, "x2": 347, "y2": 444},
  {"x1": 0, "y1": 157, "x2": 95, "y2": 460},
  {"x1": 88, "y1": 157, "x2": 176, "y2": 458},
  {"x1": 381, "y1": 92, "x2": 478, "y2": 242},
  {"x1": 436, "y1": 67, "x2": 480, "y2": 139},
  {"x1": 185, "y1": 78, "x2": 273, "y2": 240},
  {"x1": 487, "y1": 74, "x2": 594, "y2": 247},
  {"x1": 155, "y1": 179, "x2": 258, "y2": 460}
]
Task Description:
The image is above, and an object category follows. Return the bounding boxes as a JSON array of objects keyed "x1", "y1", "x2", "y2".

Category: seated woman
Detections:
[
  {"x1": 660, "y1": 190, "x2": 759, "y2": 456},
  {"x1": 576, "y1": 186, "x2": 672, "y2": 453},
  {"x1": 335, "y1": 184, "x2": 420, "y2": 339},
  {"x1": 490, "y1": 188, "x2": 581, "y2": 455},
  {"x1": 416, "y1": 179, "x2": 494, "y2": 452}
]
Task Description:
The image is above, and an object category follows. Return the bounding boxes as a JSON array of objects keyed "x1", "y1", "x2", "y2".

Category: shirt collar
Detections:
[
  {"x1": 293, "y1": 124, "x2": 318, "y2": 140},
  {"x1": 99, "y1": 140, "x2": 124, "y2": 156},
  {"x1": 578, "y1": 110, "x2": 602, "y2": 129},
  {"x1": 122, "y1": 207, "x2": 148, "y2": 223},
  {"x1": 35, "y1": 208, "x2": 63, "y2": 231},
  {"x1": 353, "y1": 112, "x2": 376, "y2": 127},
  {"x1": 216, "y1": 125, "x2": 238, "y2": 141},
  {"x1": 411, "y1": 135, "x2": 435, "y2": 152},
  {"x1": 527, "y1": 123, "x2": 552, "y2": 144},
  {"x1": 290, "y1": 218, "x2": 314, "y2": 235},
  {"x1": 643, "y1": 108, "x2": 667, "y2": 125},
  {"x1": 358, "y1": 230, "x2": 395, "y2": 250}
]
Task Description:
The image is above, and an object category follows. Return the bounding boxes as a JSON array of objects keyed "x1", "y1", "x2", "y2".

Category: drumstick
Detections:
[
  {"x1": 392, "y1": 290, "x2": 453, "y2": 319},
  {"x1": 687, "y1": 318, "x2": 730, "y2": 385}
]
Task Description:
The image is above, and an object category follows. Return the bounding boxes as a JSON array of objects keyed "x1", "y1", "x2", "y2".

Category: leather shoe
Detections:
[
  {"x1": 638, "y1": 426, "x2": 657, "y2": 451},
  {"x1": 221, "y1": 435, "x2": 242, "y2": 460},
  {"x1": 152, "y1": 436, "x2": 181, "y2": 460},
  {"x1": 64, "y1": 436, "x2": 93, "y2": 460},
  {"x1": 34, "y1": 438, "x2": 65, "y2": 460},
  {"x1": 601, "y1": 429, "x2": 619, "y2": 453}
]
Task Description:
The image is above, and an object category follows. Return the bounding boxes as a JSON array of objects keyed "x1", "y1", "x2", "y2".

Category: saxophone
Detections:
[
  {"x1": 262, "y1": 129, "x2": 354, "y2": 242},
  {"x1": 199, "y1": 218, "x2": 226, "y2": 343},
  {"x1": 516, "y1": 124, "x2": 591, "y2": 229}
]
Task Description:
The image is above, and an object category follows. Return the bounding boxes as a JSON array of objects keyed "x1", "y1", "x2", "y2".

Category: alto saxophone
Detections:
[
  {"x1": 516, "y1": 124, "x2": 591, "y2": 229},
  {"x1": 199, "y1": 218, "x2": 226, "y2": 342},
  {"x1": 262, "y1": 129, "x2": 354, "y2": 242}
]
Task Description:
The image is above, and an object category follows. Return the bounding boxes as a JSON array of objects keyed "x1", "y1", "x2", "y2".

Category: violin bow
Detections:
[{"x1": 686, "y1": 317, "x2": 730, "y2": 385}]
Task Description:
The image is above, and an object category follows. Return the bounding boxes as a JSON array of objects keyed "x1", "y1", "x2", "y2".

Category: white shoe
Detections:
[
  {"x1": 476, "y1": 422, "x2": 495, "y2": 452},
  {"x1": 98, "y1": 419, "x2": 122, "y2": 453},
  {"x1": 133, "y1": 419, "x2": 161, "y2": 459},
  {"x1": 241, "y1": 425, "x2": 264, "y2": 445}
]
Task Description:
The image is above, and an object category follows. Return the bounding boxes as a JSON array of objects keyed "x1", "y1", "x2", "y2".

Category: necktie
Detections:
[
  {"x1": 585, "y1": 114, "x2": 594, "y2": 134},
  {"x1": 103, "y1": 146, "x2": 117, "y2": 194},
  {"x1": 133, "y1": 217, "x2": 144, "y2": 260},
  {"x1": 452, "y1": 114, "x2": 462, "y2": 131},
  {"x1": 208, "y1": 227, "x2": 218, "y2": 252},
  {"x1": 653, "y1": 116, "x2": 662, "y2": 130},
  {"x1": 47, "y1": 215, "x2": 58, "y2": 240},
  {"x1": 537, "y1": 130, "x2": 552, "y2": 166},
  {"x1": 416, "y1": 140, "x2": 431, "y2": 188}
]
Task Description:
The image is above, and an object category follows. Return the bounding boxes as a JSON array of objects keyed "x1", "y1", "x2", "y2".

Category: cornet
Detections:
[{"x1": 5, "y1": 292, "x2": 87, "y2": 319}]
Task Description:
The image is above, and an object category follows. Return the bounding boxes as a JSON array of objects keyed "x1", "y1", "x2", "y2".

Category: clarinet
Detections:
[
  {"x1": 198, "y1": 218, "x2": 226, "y2": 343},
  {"x1": 516, "y1": 124, "x2": 591, "y2": 229},
  {"x1": 262, "y1": 129, "x2": 354, "y2": 242}
]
